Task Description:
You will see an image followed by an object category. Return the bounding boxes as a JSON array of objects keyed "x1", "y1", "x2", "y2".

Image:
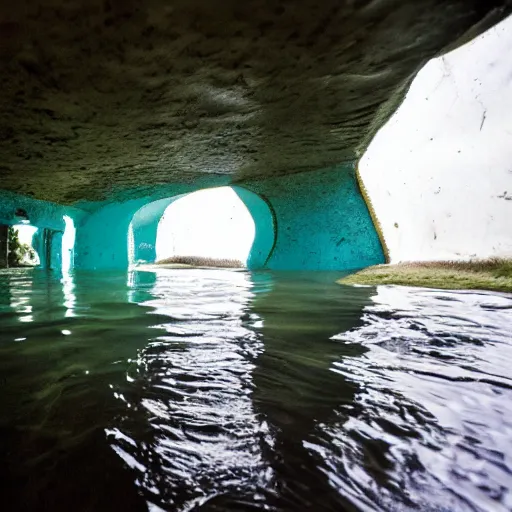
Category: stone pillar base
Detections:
[{"x1": 0, "y1": 225, "x2": 8, "y2": 268}]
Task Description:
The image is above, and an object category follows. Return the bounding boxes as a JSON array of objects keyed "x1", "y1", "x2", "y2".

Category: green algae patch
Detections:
[{"x1": 338, "y1": 259, "x2": 512, "y2": 293}]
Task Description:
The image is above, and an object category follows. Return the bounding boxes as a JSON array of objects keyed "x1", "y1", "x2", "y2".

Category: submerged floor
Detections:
[{"x1": 0, "y1": 268, "x2": 511, "y2": 511}]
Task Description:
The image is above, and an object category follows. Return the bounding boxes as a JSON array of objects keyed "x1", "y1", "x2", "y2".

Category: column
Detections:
[{"x1": 0, "y1": 225, "x2": 8, "y2": 268}]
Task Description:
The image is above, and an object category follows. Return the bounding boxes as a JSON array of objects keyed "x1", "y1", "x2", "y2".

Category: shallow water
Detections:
[{"x1": 0, "y1": 268, "x2": 511, "y2": 511}]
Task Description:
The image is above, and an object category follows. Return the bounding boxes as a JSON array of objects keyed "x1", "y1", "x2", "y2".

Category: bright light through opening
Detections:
[
  {"x1": 62, "y1": 215, "x2": 76, "y2": 272},
  {"x1": 128, "y1": 222, "x2": 135, "y2": 265},
  {"x1": 13, "y1": 224, "x2": 40, "y2": 266},
  {"x1": 155, "y1": 187, "x2": 255, "y2": 266},
  {"x1": 359, "y1": 16, "x2": 512, "y2": 262},
  {"x1": 15, "y1": 224, "x2": 37, "y2": 246}
]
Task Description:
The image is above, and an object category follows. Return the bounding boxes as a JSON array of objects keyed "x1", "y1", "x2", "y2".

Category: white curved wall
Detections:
[{"x1": 360, "y1": 15, "x2": 512, "y2": 263}]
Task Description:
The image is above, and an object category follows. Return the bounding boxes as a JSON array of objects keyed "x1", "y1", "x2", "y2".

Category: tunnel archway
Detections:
[
  {"x1": 128, "y1": 187, "x2": 275, "y2": 269},
  {"x1": 155, "y1": 187, "x2": 255, "y2": 266},
  {"x1": 76, "y1": 164, "x2": 385, "y2": 272}
]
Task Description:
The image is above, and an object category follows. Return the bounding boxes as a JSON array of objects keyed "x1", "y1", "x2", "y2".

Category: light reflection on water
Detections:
[{"x1": 0, "y1": 268, "x2": 511, "y2": 511}]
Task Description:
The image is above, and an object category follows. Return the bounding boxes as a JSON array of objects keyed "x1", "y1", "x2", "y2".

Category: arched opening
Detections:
[
  {"x1": 155, "y1": 187, "x2": 255, "y2": 267},
  {"x1": 129, "y1": 187, "x2": 275, "y2": 269},
  {"x1": 8, "y1": 225, "x2": 40, "y2": 267}
]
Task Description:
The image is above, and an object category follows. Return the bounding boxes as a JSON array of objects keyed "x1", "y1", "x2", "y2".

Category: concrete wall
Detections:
[
  {"x1": 73, "y1": 164, "x2": 384, "y2": 271},
  {"x1": 3, "y1": 17, "x2": 511, "y2": 272},
  {"x1": 0, "y1": 190, "x2": 85, "y2": 269},
  {"x1": 75, "y1": 199, "x2": 143, "y2": 270},
  {"x1": 232, "y1": 187, "x2": 275, "y2": 268},
  {"x1": 244, "y1": 165, "x2": 385, "y2": 270},
  {"x1": 131, "y1": 198, "x2": 175, "y2": 264},
  {"x1": 360, "y1": 15, "x2": 512, "y2": 263}
]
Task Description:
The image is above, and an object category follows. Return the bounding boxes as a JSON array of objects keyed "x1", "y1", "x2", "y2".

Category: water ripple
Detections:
[
  {"x1": 329, "y1": 286, "x2": 512, "y2": 511},
  {"x1": 0, "y1": 270, "x2": 511, "y2": 511}
]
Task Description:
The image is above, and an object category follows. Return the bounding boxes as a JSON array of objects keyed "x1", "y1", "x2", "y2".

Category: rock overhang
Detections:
[{"x1": 0, "y1": 0, "x2": 511, "y2": 204}]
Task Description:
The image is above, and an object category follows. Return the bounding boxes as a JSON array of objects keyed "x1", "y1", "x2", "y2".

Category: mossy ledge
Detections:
[
  {"x1": 155, "y1": 256, "x2": 244, "y2": 269},
  {"x1": 338, "y1": 259, "x2": 512, "y2": 293}
]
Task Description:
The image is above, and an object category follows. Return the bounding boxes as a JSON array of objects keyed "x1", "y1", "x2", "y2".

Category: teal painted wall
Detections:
[
  {"x1": 242, "y1": 164, "x2": 385, "y2": 270},
  {"x1": 74, "y1": 165, "x2": 383, "y2": 270},
  {"x1": 0, "y1": 190, "x2": 85, "y2": 232},
  {"x1": 75, "y1": 199, "x2": 142, "y2": 270},
  {"x1": 131, "y1": 197, "x2": 175, "y2": 264},
  {"x1": 50, "y1": 231, "x2": 64, "y2": 270},
  {"x1": 232, "y1": 186, "x2": 276, "y2": 269},
  {"x1": 3, "y1": 163, "x2": 384, "y2": 271},
  {"x1": 0, "y1": 190, "x2": 86, "y2": 269},
  {"x1": 74, "y1": 184, "x2": 199, "y2": 270},
  {"x1": 75, "y1": 186, "x2": 276, "y2": 270},
  {"x1": 31, "y1": 230, "x2": 46, "y2": 268}
]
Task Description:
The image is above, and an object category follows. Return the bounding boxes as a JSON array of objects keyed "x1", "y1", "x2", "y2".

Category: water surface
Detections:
[{"x1": 0, "y1": 268, "x2": 511, "y2": 511}]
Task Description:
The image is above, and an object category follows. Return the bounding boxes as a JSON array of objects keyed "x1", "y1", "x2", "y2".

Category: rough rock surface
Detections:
[{"x1": 0, "y1": 0, "x2": 510, "y2": 203}]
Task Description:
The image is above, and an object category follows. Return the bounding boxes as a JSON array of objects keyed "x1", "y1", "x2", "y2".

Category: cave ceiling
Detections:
[{"x1": 0, "y1": 0, "x2": 510, "y2": 203}]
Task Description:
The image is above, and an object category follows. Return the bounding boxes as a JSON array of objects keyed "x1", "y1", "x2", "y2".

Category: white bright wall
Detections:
[
  {"x1": 155, "y1": 187, "x2": 255, "y2": 264},
  {"x1": 360, "y1": 15, "x2": 512, "y2": 263}
]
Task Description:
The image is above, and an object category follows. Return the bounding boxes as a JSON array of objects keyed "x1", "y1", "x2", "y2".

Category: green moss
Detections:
[
  {"x1": 155, "y1": 255, "x2": 243, "y2": 268},
  {"x1": 355, "y1": 166, "x2": 390, "y2": 263},
  {"x1": 338, "y1": 259, "x2": 512, "y2": 292}
]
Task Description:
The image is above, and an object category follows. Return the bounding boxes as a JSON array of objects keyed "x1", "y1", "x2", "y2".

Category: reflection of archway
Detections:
[
  {"x1": 99, "y1": 269, "x2": 376, "y2": 510},
  {"x1": 129, "y1": 187, "x2": 275, "y2": 269}
]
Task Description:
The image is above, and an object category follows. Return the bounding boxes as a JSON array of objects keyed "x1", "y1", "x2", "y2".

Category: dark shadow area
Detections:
[
  {"x1": 247, "y1": 272, "x2": 373, "y2": 511},
  {"x1": 1, "y1": 268, "x2": 510, "y2": 511},
  {"x1": 0, "y1": 270, "x2": 170, "y2": 512},
  {"x1": 93, "y1": 269, "x2": 376, "y2": 511},
  {"x1": 0, "y1": 268, "x2": 415, "y2": 511}
]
